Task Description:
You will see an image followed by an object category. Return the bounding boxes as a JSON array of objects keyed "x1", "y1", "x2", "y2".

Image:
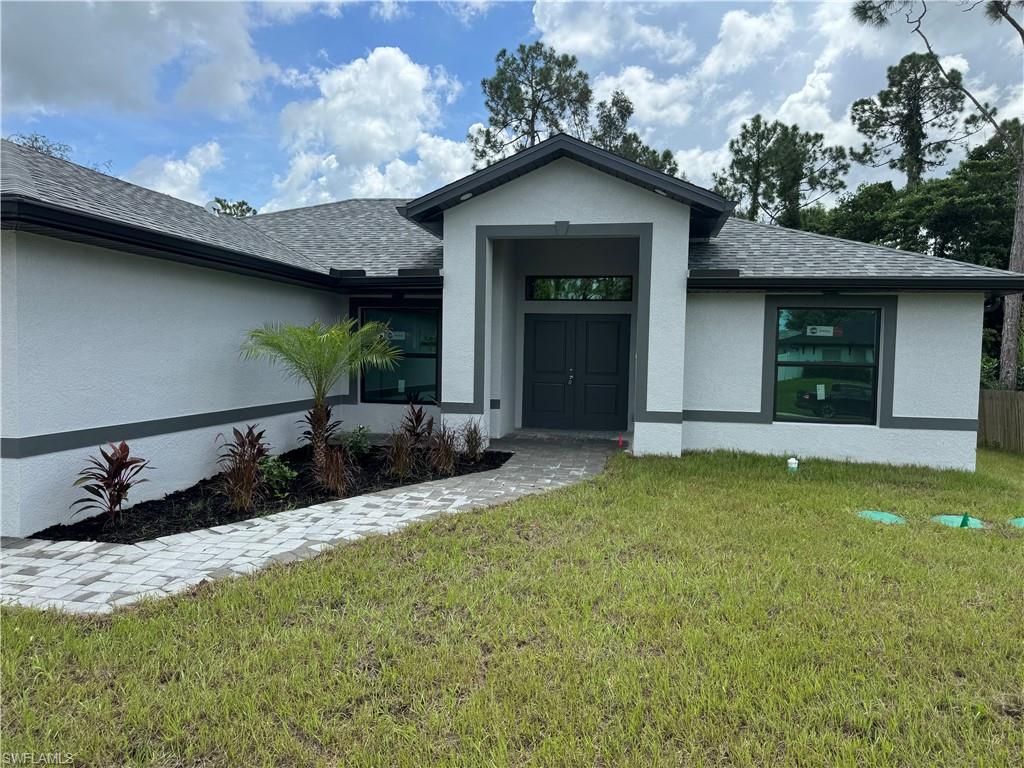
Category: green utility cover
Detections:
[
  {"x1": 857, "y1": 510, "x2": 906, "y2": 525},
  {"x1": 931, "y1": 515, "x2": 985, "y2": 529},
  {"x1": 1008, "y1": 517, "x2": 1024, "y2": 529}
]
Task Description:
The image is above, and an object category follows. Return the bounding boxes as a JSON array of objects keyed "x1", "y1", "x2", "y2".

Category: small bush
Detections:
[
  {"x1": 385, "y1": 429, "x2": 417, "y2": 480},
  {"x1": 259, "y1": 455, "x2": 297, "y2": 500},
  {"x1": 341, "y1": 424, "x2": 371, "y2": 459},
  {"x1": 216, "y1": 425, "x2": 270, "y2": 512},
  {"x1": 461, "y1": 419, "x2": 485, "y2": 462},
  {"x1": 428, "y1": 424, "x2": 459, "y2": 477},
  {"x1": 72, "y1": 441, "x2": 151, "y2": 527},
  {"x1": 401, "y1": 404, "x2": 434, "y2": 445},
  {"x1": 300, "y1": 406, "x2": 342, "y2": 448},
  {"x1": 321, "y1": 446, "x2": 352, "y2": 497}
]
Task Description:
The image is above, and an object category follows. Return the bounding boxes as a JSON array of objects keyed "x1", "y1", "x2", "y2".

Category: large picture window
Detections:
[
  {"x1": 360, "y1": 307, "x2": 439, "y2": 404},
  {"x1": 774, "y1": 307, "x2": 880, "y2": 425},
  {"x1": 526, "y1": 276, "x2": 632, "y2": 301}
]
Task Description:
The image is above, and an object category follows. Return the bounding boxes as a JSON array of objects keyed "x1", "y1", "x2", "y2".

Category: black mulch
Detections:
[{"x1": 33, "y1": 446, "x2": 512, "y2": 545}]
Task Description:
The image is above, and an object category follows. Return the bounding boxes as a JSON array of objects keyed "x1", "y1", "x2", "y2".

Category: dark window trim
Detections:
[
  {"x1": 524, "y1": 275, "x2": 634, "y2": 302},
  {"x1": 350, "y1": 297, "x2": 442, "y2": 406},
  {"x1": 772, "y1": 307, "x2": 882, "y2": 426}
]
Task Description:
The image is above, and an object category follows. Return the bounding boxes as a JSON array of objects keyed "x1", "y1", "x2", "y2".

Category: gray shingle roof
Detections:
[
  {"x1": 690, "y1": 217, "x2": 1022, "y2": 281},
  {"x1": 3, "y1": 139, "x2": 1020, "y2": 289},
  {"x1": 248, "y1": 199, "x2": 441, "y2": 277},
  {"x1": 0, "y1": 139, "x2": 323, "y2": 274}
]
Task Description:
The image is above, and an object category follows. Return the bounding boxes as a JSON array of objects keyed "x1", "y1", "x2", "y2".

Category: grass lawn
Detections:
[{"x1": 3, "y1": 449, "x2": 1022, "y2": 767}]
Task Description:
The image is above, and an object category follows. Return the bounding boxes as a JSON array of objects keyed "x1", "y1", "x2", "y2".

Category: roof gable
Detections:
[{"x1": 398, "y1": 134, "x2": 736, "y2": 239}]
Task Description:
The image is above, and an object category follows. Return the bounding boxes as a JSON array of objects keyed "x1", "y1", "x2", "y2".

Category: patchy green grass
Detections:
[{"x1": 3, "y1": 450, "x2": 1022, "y2": 767}]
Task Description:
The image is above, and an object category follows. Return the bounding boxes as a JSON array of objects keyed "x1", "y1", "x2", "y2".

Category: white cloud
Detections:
[
  {"x1": 265, "y1": 47, "x2": 470, "y2": 210},
  {"x1": 698, "y1": 3, "x2": 795, "y2": 80},
  {"x1": 1, "y1": 3, "x2": 278, "y2": 116},
  {"x1": 593, "y1": 67, "x2": 695, "y2": 129},
  {"x1": 280, "y1": 47, "x2": 460, "y2": 164},
  {"x1": 125, "y1": 142, "x2": 224, "y2": 205},
  {"x1": 534, "y1": 1, "x2": 696, "y2": 65},
  {"x1": 371, "y1": 0, "x2": 408, "y2": 21},
  {"x1": 939, "y1": 54, "x2": 970, "y2": 74},
  {"x1": 442, "y1": 0, "x2": 493, "y2": 25},
  {"x1": 673, "y1": 144, "x2": 731, "y2": 189},
  {"x1": 771, "y1": 70, "x2": 859, "y2": 148}
]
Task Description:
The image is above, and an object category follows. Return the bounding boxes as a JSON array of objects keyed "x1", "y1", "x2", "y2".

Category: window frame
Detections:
[
  {"x1": 524, "y1": 275, "x2": 634, "y2": 302},
  {"x1": 352, "y1": 298, "x2": 442, "y2": 406},
  {"x1": 770, "y1": 303, "x2": 883, "y2": 426}
]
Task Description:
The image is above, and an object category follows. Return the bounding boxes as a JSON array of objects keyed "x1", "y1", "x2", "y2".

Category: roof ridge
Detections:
[
  {"x1": 726, "y1": 216, "x2": 1022, "y2": 277},
  {"x1": 254, "y1": 197, "x2": 410, "y2": 218}
]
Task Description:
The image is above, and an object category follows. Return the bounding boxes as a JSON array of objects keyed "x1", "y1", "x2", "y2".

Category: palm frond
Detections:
[{"x1": 242, "y1": 319, "x2": 402, "y2": 406}]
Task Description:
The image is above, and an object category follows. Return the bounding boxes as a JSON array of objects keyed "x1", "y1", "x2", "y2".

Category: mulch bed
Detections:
[{"x1": 33, "y1": 445, "x2": 512, "y2": 545}]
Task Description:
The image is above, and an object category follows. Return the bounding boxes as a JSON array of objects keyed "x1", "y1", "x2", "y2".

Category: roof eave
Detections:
[
  {"x1": 686, "y1": 275, "x2": 1024, "y2": 296},
  {"x1": 399, "y1": 135, "x2": 736, "y2": 238},
  {"x1": 1, "y1": 194, "x2": 338, "y2": 290}
]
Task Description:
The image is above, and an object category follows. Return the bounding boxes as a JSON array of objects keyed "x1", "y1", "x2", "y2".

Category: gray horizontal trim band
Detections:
[
  {"x1": 489, "y1": 399, "x2": 501, "y2": 409},
  {"x1": 683, "y1": 410, "x2": 769, "y2": 424},
  {"x1": 636, "y1": 411, "x2": 685, "y2": 424},
  {"x1": 439, "y1": 402, "x2": 485, "y2": 415},
  {"x1": 881, "y1": 416, "x2": 978, "y2": 431},
  {"x1": 0, "y1": 394, "x2": 349, "y2": 459}
]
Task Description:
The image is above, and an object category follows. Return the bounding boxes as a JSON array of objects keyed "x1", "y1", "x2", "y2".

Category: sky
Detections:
[{"x1": 1, "y1": 0, "x2": 1021, "y2": 213}]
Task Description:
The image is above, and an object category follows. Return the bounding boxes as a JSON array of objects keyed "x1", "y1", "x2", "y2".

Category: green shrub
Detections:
[
  {"x1": 341, "y1": 425, "x2": 371, "y2": 459},
  {"x1": 258, "y1": 455, "x2": 297, "y2": 500}
]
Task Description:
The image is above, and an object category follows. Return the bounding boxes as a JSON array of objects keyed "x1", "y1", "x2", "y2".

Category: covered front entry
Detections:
[{"x1": 522, "y1": 313, "x2": 630, "y2": 430}]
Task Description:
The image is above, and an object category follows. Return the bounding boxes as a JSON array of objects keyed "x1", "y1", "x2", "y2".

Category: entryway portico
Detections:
[{"x1": 398, "y1": 134, "x2": 736, "y2": 455}]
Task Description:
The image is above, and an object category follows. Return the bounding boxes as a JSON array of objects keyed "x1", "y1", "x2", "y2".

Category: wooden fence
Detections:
[{"x1": 977, "y1": 390, "x2": 1024, "y2": 453}]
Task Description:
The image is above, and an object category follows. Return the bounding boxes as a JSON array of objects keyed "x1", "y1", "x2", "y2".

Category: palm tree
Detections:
[{"x1": 242, "y1": 319, "x2": 400, "y2": 478}]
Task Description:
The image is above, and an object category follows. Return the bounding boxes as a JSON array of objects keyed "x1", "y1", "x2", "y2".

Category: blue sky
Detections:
[{"x1": 2, "y1": 1, "x2": 1020, "y2": 212}]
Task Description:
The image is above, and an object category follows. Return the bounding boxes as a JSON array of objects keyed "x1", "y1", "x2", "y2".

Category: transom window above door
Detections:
[{"x1": 526, "y1": 276, "x2": 633, "y2": 301}]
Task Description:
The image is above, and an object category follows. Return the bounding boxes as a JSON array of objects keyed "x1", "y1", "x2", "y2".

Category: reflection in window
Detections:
[
  {"x1": 774, "y1": 307, "x2": 880, "y2": 424},
  {"x1": 526, "y1": 276, "x2": 632, "y2": 301},
  {"x1": 360, "y1": 308, "x2": 439, "y2": 404}
]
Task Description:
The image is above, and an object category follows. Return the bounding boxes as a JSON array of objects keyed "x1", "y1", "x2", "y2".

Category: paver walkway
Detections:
[{"x1": 0, "y1": 435, "x2": 618, "y2": 614}]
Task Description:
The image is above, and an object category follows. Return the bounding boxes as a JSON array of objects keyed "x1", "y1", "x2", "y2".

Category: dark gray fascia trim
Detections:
[
  {"x1": 1, "y1": 195, "x2": 338, "y2": 291},
  {"x1": 440, "y1": 402, "x2": 484, "y2": 415},
  {"x1": 334, "y1": 275, "x2": 443, "y2": 293},
  {"x1": 683, "y1": 410, "x2": 768, "y2": 424},
  {"x1": 639, "y1": 411, "x2": 686, "y2": 424},
  {"x1": 400, "y1": 135, "x2": 735, "y2": 238},
  {"x1": 0, "y1": 395, "x2": 350, "y2": 459},
  {"x1": 688, "y1": 275, "x2": 1024, "y2": 296}
]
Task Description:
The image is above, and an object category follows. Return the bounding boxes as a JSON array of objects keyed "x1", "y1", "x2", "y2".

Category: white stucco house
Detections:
[{"x1": 2, "y1": 135, "x2": 1023, "y2": 536}]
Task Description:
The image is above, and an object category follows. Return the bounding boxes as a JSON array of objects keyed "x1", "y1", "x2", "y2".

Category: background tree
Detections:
[
  {"x1": 852, "y1": 0, "x2": 1023, "y2": 388},
  {"x1": 850, "y1": 52, "x2": 976, "y2": 187},
  {"x1": 712, "y1": 115, "x2": 779, "y2": 220},
  {"x1": 590, "y1": 90, "x2": 679, "y2": 175},
  {"x1": 214, "y1": 198, "x2": 258, "y2": 218},
  {"x1": 714, "y1": 115, "x2": 848, "y2": 226},
  {"x1": 468, "y1": 42, "x2": 592, "y2": 167}
]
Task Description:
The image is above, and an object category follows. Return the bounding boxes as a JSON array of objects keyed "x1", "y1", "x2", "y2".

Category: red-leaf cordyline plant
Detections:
[
  {"x1": 242, "y1": 319, "x2": 400, "y2": 487},
  {"x1": 216, "y1": 425, "x2": 270, "y2": 512},
  {"x1": 71, "y1": 441, "x2": 151, "y2": 527}
]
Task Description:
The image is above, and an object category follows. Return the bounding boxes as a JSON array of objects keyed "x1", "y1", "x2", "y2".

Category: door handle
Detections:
[{"x1": 568, "y1": 368, "x2": 574, "y2": 386}]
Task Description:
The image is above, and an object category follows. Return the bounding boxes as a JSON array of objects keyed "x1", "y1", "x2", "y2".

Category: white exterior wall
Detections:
[
  {"x1": 442, "y1": 158, "x2": 691, "y2": 454},
  {"x1": 683, "y1": 293, "x2": 764, "y2": 413},
  {"x1": 681, "y1": 291, "x2": 984, "y2": 470},
  {"x1": 1, "y1": 232, "x2": 345, "y2": 536},
  {"x1": 891, "y1": 293, "x2": 982, "y2": 420}
]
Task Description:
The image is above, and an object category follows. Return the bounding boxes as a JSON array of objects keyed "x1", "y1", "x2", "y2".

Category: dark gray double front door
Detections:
[{"x1": 522, "y1": 314, "x2": 630, "y2": 430}]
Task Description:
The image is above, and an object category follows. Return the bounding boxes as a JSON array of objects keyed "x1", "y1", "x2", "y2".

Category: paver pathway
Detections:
[{"x1": 0, "y1": 435, "x2": 617, "y2": 614}]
